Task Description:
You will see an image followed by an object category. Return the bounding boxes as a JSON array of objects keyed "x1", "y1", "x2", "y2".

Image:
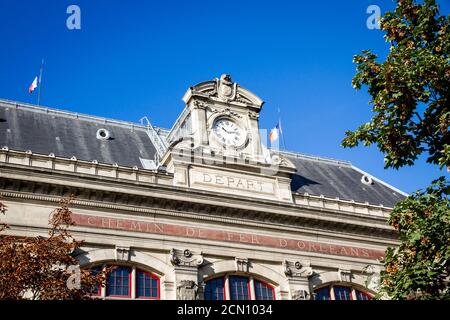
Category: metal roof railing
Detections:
[{"x1": 139, "y1": 116, "x2": 168, "y2": 159}]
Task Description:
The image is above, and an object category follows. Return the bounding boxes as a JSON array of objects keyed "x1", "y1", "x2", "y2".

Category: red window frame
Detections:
[
  {"x1": 314, "y1": 286, "x2": 332, "y2": 300},
  {"x1": 204, "y1": 276, "x2": 226, "y2": 300},
  {"x1": 106, "y1": 266, "x2": 132, "y2": 298},
  {"x1": 333, "y1": 286, "x2": 353, "y2": 300},
  {"x1": 314, "y1": 285, "x2": 373, "y2": 301},
  {"x1": 355, "y1": 290, "x2": 372, "y2": 300},
  {"x1": 229, "y1": 276, "x2": 251, "y2": 300},
  {"x1": 254, "y1": 280, "x2": 275, "y2": 300},
  {"x1": 205, "y1": 276, "x2": 278, "y2": 301},
  {"x1": 135, "y1": 270, "x2": 160, "y2": 300}
]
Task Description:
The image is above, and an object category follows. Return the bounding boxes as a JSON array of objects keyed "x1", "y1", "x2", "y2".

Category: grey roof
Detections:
[
  {"x1": 284, "y1": 152, "x2": 406, "y2": 207},
  {"x1": 0, "y1": 100, "x2": 157, "y2": 168},
  {"x1": 0, "y1": 99, "x2": 406, "y2": 207}
]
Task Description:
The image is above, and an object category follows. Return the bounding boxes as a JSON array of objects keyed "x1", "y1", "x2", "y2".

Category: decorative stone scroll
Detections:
[
  {"x1": 170, "y1": 248, "x2": 203, "y2": 268},
  {"x1": 283, "y1": 260, "x2": 313, "y2": 278}
]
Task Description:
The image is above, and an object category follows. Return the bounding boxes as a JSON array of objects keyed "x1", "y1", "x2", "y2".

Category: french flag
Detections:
[
  {"x1": 269, "y1": 122, "x2": 281, "y2": 143},
  {"x1": 29, "y1": 76, "x2": 38, "y2": 93}
]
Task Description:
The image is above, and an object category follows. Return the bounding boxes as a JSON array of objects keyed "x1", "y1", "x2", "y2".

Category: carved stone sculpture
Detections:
[
  {"x1": 283, "y1": 260, "x2": 313, "y2": 277},
  {"x1": 177, "y1": 280, "x2": 198, "y2": 300},
  {"x1": 170, "y1": 248, "x2": 203, "y2": 267}
]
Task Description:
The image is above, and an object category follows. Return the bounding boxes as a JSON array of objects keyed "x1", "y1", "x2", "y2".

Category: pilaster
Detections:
[
  {"x1": 170, "y1": 248, "x2": 203, "y2": 300},
  {"x1": 283, "y1": 260, "x2": 313, "y2": 300}
]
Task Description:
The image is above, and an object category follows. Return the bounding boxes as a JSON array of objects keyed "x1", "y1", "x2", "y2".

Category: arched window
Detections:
[
  {"x1": 136, "y1": 271, "x2": 159, "y2": 299},
  {"x1": 204, "y1": 275, "x2": 275, "y2": 301},
  {"x1": 314, "y1": 285, "x2": 372, "y2": 300},
  {"x1": 355, "y1": 290, "x2": 372, "y2": 300},
  {"x1": 88, "y1": 265, "x2": 160, "y2": 300},
  {"x1": 254, "y1": 280, "x2": 275, "y2": 300},
  {"x1": 204, "y1": 277, "x2": 225, "y2": 300}
]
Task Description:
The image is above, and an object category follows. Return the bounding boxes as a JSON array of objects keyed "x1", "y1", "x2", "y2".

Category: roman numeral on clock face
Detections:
[{"x1": 213, "y1": 118, "x2": 244, "y2": 147}]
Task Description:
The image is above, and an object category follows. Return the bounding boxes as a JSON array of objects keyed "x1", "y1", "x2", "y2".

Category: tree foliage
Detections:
[
  {"x1": 0, "y1": 196, "x2": 110, "y2": 300},
  {"x1": 343, "y1": 0, "x2": 450, "y2": 299},
  {"x1": 343, "y1": 0, "x2": 449, "y2": 170},
  {"x1": 380, "y1": 178, "x2": 450, "y2": 299}
]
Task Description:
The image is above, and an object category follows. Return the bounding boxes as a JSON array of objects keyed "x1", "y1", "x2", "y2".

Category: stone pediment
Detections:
[{"x1": 182, "y1": 74, "x2": 264, "y2": 108}]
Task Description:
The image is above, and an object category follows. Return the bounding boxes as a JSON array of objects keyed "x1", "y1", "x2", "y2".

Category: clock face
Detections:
[{"x1": 213, "y1": 118, "x2": 246, "y2": 147}]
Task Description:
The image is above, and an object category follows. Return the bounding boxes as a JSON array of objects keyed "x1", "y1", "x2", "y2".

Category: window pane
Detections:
[
  {"x1": 254, "y1": 280, "x2": 274, "y2": 300},
  {"x1": 314, "y1": 287, "x2": 331, "y2": 300},
  {"x1": 333, "y1": 286, "x2": 352, "y2": 300},
  {"x1": 355, "y1": 290, "x2": 372, "y2": 300},
  {"x1": 229, "y1": 276, "x2": 250, "y2": 300},
  {"x1": 204, "y1": 277, "x2": 225, "y2": 300},
  {"x1": 136, "y1": 270, "x2": 159, "y2": 299},
  {"x1": 107, "y1": 267, "x2": 131, "y2": 297}
]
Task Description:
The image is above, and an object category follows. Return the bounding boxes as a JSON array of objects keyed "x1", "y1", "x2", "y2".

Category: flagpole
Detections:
[
  {"x1": 37, "y1": 59, "x2": 44, "y2": 106},
  {"x1": 278, "y1": 107, "x2": 287, "y2": 150}
]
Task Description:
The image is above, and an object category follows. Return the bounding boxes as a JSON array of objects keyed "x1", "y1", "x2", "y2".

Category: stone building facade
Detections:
[{"x1": 0, "y1": 75, "x2": 405, "y2": 300}]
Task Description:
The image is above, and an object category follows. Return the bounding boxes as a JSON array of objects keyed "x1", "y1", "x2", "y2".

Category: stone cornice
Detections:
[
  {"x1": 0, "y1": 177, "x2": 397, "y2": 245},
  {"x1": 0, "y1": 165, "x2": 391, "y2": 228},
  {"x1": 0, "y1": 149, "x2": 397, "y2": 240},
  {"x1": 0, "y1": 189, "x2": 398, "y2": 247},
  {"x1": 0, "y1": 148, "x2": 393, "y2": 213}
]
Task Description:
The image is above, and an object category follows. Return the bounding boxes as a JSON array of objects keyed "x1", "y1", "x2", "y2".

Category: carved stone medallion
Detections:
[{"x1": 216, "y1": 74, "x2": 237, "y2": 102}]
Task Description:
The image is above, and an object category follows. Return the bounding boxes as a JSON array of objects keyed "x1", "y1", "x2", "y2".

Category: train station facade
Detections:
[{"x1": 0, "y1": 75, "x2": 405, "y2": 300}]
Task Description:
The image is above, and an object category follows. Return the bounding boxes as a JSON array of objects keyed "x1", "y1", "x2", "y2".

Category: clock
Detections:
[{"x1": 212, "y1": 118, "x2": 246, "y2": 147}]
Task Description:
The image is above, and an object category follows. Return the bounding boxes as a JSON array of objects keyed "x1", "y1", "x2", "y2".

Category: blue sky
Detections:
[{"x1": 0, "y1": 0, "x2": 448, "y2": 194}]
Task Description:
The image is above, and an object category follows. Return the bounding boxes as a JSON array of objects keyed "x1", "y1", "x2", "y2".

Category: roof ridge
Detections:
[
  {"x1": 278, "y1": 149, "x2": 352, "y2": 166},
  {"x1": 0, "y1": 98, "x2": 156, "y2": 131}
]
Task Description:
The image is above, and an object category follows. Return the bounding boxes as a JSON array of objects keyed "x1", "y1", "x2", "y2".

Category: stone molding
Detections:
[
  {"x1": 0, "y1": 148, "x2": 393, "y2": 217},
  {"x1": 0, "y1": 189, "x2": 398, "y2": 250},
  {"x1": 0, "y1": 148, "x2": 172, "y2": 185},
  {"x1": 115, "y1": 246, "x2": 131, "y2": 261},
  {"x1": 0, "y1": 180, "x2": 397, "y2": 245},
  {"x1": 235, "y1": 258, "x2": 250, "y2": 272},
  {"x1": 309, "y1": 270, "x2": 374, "y2": 293},
  {"x1": 338, "y1": 268, "x2": 352, "y2": 283},
  {"x1": 294, "y1": 193, "x2": 390, "y2": 218},
  {"x1": 199, "y1": 259, "x2": 287, "y2": 291}
]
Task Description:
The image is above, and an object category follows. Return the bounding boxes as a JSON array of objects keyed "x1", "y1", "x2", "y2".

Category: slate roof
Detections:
[
  {"x1": 0, "y1": 100, "x2": 157, "y2": 168},
  {"x1": 0, "y1": 99, "x2": 406, "y2": 207},
  {"x1": 284, "y1": 152, "x2": 406, "y2": 208}
]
